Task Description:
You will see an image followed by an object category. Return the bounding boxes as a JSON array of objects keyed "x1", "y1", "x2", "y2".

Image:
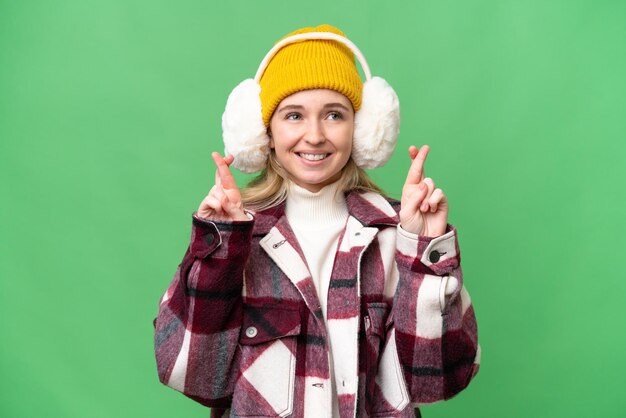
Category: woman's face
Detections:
[{"x1": 269, "y1": 89, "x2": 354, "y2": 193}]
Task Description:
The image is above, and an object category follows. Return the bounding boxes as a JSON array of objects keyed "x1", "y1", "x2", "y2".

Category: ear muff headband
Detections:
[
  {"x1": 222, "y1": 31, "x2": 400, "y2": 173},
  {"x1": 254, "y1": 32, "x2": 373, "y2": 82}
]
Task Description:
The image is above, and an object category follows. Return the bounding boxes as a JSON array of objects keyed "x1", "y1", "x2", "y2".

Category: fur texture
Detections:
[
  {"x1": 352, "y1": 77, "x2": 400, "y2": 169},
  {"x1": 222, "y1": 79, "x2": 270, "y2": 173}
]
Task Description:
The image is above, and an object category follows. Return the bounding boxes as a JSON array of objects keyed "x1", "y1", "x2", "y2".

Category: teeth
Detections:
[{"x1": 299, "y1": 153, "x2": 328, "y2": 161}]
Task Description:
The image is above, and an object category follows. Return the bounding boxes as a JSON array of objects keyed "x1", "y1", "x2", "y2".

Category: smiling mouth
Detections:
[{"x1": 297, "y1": 153, "x2": 329, "y2": 161}]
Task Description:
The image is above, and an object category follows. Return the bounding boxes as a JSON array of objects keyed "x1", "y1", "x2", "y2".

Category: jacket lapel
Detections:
[{"x1": 259, "y1": 216, "x2": 323, "y2": 320}]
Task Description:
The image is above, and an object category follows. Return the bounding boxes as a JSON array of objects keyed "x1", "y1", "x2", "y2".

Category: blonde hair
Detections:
[{"x1": 241, "y1": 151, "x2": 385, "y2": 212}]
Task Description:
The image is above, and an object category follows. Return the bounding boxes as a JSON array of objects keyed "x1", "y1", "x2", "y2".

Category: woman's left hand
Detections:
[{"x1": 399, "y1": 145, "x2": 449, "y2": 237}]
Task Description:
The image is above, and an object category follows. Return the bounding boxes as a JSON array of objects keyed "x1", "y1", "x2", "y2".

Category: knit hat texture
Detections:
[{"x1": 259, "y1": 24, "x2": 363, "y2": 126}]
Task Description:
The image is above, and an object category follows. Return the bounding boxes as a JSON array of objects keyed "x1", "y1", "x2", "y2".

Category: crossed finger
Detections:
[
  {"x1": 405, "y1": 145, "x2": 429, "y2": 186},
  {"x1": 212, "y1": 152, "x2": 236, "y2": 189}
]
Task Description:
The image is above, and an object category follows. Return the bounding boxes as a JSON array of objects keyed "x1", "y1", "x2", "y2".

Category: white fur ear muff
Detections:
[
  {"x1": 353, "y1": 76, "x2": 400, "y2": 169},
  {"x1": 221, "y1": 31, "x2": 400, "y2": 173},
  {"x1": 222, "y1": 79, "x2": 270, "y2": 173}
]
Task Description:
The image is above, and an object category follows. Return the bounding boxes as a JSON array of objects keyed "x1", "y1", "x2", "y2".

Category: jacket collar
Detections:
[{"x1": 252, "y1": 190, "x2": 399, "y2": 236}]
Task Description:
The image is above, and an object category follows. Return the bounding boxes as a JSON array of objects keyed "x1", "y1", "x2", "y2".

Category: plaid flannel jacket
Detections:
[{"x1": 154, "y1": 191, "x2": 480, "y2": 417}]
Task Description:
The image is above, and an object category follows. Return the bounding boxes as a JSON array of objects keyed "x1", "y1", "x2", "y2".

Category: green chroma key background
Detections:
[{"x1": 1, "y1": 1, "x2": 625, "y2": 417}]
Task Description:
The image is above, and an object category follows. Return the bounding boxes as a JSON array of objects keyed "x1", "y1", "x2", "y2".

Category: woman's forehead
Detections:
[{"x1": 279, "y1": 89, "x2": 352, "y2": 108}]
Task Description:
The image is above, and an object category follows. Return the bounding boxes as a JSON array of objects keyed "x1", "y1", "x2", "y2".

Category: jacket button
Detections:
[
  {"x1": 245, "y1": 326, "x2": 257, "y2": 338},
  {"x1": 429, "y1": 250, "x2": 441, "y2": 263},
  {"x1": 205, "y1": 234, "x2": 214, "y2": 245}
]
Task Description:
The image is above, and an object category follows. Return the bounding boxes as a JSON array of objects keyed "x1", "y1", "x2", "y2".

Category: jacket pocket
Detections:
[
  {"x1": 232, "y1": 305, "x2": 301, "y2": 417},
  {"x1": 368, "y1": 311, "x2": 410, "y2": 416}
]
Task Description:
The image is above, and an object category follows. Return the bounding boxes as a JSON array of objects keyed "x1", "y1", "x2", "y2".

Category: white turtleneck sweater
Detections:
[{"x1": 285, "y1": 181, "x2": 349, "y2": 417}]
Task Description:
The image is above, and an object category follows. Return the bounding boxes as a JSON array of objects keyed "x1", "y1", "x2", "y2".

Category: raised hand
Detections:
[
  {"x1": 399, "y1": 145, "x2": 449, "y2": 237},
  {"x1": 197, "y1": 152, "x2": 248, "y2": 222}
]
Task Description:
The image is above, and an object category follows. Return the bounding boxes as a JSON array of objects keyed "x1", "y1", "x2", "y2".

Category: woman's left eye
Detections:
[{"x1": 326, "y1": 111, "x2": 343, "y2": 120}]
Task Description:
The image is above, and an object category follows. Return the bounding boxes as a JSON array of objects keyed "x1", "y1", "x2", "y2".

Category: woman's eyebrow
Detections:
[
  {"x1": 275, "y1": 104, "x2": 304, "y2": 113},
  {"x1": 323, "y1": 103, "x2": 350, "y2": 111},
  {"x1": 276, "y1": 103, "x2": 351, "y2": 113}
]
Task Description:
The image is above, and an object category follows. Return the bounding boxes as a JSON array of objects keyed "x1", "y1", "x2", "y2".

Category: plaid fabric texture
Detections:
[{"x1": 154, "y1": 191, "x2": 480, "y2": 417}]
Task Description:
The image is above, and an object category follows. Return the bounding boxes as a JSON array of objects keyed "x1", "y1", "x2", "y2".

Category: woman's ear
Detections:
[{"x1": 268, "y1": 129, "x2": 274, "y2": 148}]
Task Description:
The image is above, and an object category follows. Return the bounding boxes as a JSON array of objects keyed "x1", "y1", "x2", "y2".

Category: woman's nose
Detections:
[{"x1": 303, "y1": 120, "x2": 326, "y2": 144}]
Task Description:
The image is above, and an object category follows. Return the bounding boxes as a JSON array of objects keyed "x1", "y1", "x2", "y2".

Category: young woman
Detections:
[{"x1": 154, "y1": 25, "x2": 480, "y2": 417}]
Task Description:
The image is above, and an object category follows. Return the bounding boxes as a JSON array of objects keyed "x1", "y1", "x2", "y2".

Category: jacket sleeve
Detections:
[
  {"x1": 391, "y1": 224, "x2": 480, "y2": 404},
  {"x1": 153, "y1": 213, "x2": 253, "y2": 408}
]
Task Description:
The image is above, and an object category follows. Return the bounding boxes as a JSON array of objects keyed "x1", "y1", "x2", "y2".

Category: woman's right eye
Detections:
[{"x1": 286, "y1": 112, "x2": 302, "y2": 121}]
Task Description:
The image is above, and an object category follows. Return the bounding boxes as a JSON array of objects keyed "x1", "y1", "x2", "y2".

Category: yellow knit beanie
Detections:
[{"x1": 259, "y1": 24, "x2": 363, "y2": 126}]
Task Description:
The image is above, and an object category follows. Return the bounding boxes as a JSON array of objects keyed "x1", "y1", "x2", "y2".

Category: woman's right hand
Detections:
[{"x1": 197, "y1": 152, "x2": 249, "y2": 222}]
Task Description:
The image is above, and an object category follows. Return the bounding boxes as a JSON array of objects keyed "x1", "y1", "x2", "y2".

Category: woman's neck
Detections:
[{"x1": 285, "y1": 181, "x2": 348, "y2": 230}]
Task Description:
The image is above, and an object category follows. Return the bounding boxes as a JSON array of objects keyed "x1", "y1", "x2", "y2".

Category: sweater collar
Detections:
[{"x1": 285, "y1": 181, "x2": 348, "y2": 230}]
